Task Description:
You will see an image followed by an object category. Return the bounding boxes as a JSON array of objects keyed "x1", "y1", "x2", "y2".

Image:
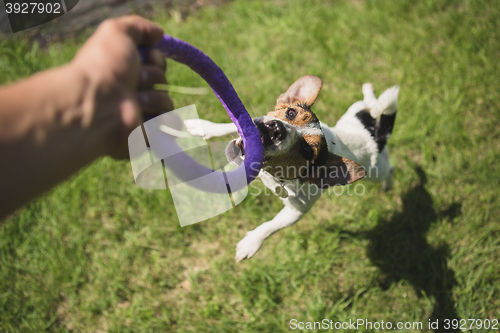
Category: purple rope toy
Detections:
[{"x1": 139, "y1": 35, "x2": 264, "y2": 193}]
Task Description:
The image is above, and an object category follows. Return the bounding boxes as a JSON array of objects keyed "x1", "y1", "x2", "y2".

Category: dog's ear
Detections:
[
  {"x1": 276, "y1": 75, "x2": 323, "y2": 109},
  {"x1": 303, "y1": 153, "x2": 365, "y2": 188}
]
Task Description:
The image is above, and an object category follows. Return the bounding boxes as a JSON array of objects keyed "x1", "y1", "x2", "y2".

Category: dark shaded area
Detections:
[
  {"x1": 375, "y1": 113, "x2": 396, "y2": 152},
  {"x1": 355, "y1": 109, "x2": 396, "y2": 152},
  {"x1": 1, "y1": 0, "x2": 230, "y2": 45},
  {"x1": 336, "y1": 167, "x2": 462, "y2": 332},
  {"x1": 65, "y1": 0, "x2": 79, "y2": 12},
  {"x1": 355, "y1": 109, "x2": 376, "y2": 138}
]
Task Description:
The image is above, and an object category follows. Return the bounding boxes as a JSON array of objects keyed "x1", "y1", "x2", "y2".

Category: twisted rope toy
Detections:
[{"x1": 138, "y1": 35, "x2": 263, "y2": 193}]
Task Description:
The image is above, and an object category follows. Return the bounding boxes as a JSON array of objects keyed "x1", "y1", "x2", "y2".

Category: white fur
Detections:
[
  {"x1": 298, "y1": 126, "x2": 324, "y2": 136},
  {"x1": 369, "y1": 85, "x2": 399, "y2": 118},
  {"x1": 185, "y1": 83, "x2": 399, "y2": 261}
]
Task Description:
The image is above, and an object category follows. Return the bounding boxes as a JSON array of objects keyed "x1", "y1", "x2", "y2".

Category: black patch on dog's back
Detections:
[
  {"x1": 356, "y1": 109, "x2": 396, "y2": 152},
  {"x1": 375, "y1": 113, "x2": 396, "y2": 152},
  {"x1": 356, "y1": 109, "x2": 376, "y2": 138}
]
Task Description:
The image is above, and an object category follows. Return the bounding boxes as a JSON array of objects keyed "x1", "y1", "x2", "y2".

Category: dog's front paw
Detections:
[
  {"x1": 235, "y1": 230, "x2": 265, "y2": 262},
  {"x1": 184, "y1": 119, "x2": 214, "y2": 139}
]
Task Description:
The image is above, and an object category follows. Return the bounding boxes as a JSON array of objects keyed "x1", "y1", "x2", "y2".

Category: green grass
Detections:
[{"x1": 1, "y1": 0, "x2": 499, "y2": 331}]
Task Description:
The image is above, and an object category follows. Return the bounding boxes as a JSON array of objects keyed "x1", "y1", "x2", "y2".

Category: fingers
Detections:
[
  {"x1": 137, "y1": 54, "x2": 173, "y2": 118},
  {"x1": 138, "y1": 65, "x2": 167, "y2": 90},
  {"x1": 137, "y1": 90, "x2": 174, "y2": 116},
  {"x1": 137, "y1": 49, "x2": 167, "y2": 90},
  {"x1": 137, "y1": 47, "x2": 172, "y2": 117},
  {"x1": 146, "y1": 49, "x2": 166, "y2": 72},
  {"x1": 112, "y1": 15, "x2": 164, "y2": 46},
  {"x1": 138, "y1": 49, "x2": 167, "y2": 90}
]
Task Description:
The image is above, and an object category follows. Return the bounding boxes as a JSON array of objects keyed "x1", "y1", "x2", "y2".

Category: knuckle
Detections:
[
  {"x1": 99, "y1": 19, "x2": 120, "y2": 34},
  {"x1": 101, "y1": 19, "x2": 118, "y2": 29},
  {"x1": 126, "y1": 14, "x2": 143, "y2": 21}
]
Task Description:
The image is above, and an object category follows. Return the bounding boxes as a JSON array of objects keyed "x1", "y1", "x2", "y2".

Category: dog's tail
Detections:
[
  {"x1": 371, "y1": 86, "x2": 399, "y2": 152},
  {"x1": 369, "y1": 86, "x2": 399, "y2": 119}
]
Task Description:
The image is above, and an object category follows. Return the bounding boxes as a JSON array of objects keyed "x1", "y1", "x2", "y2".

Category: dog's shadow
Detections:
[{"x1": 336, "y1": 166, "x2": 462, "y2": 331}]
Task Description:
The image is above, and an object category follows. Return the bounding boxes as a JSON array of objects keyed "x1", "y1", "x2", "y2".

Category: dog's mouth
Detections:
[
  {"x1": 225, "y1": 126, "x2": 271, "y2": 165},
  {"x1": 254, "y1": 120, "x2": 275, "y2": 148}
]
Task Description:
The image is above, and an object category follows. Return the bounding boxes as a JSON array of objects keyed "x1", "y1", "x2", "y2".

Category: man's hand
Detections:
[{"x1": 72, "y1": 15, "x2": 174, "y2": 158}]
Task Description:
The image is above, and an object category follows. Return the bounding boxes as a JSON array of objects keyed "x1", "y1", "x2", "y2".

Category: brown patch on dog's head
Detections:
[
  {"x1": 267, "y1": 75, "x2": 323, "y2": 128},
  {"x1": 302, "y1": 133, "x2": 325, "y2": 161},
  {"x1": 266, "y1": 105, "x2": 319, "y2": 128}
]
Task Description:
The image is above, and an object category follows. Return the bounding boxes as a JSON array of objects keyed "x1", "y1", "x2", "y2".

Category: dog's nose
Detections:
[{"x1": 265, "y1": 120, "x2": 287, "y2": 141}]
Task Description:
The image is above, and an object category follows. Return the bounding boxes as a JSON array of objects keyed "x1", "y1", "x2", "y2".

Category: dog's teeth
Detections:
[{"x1": 236, "y1": 138, "x2": 242, "y2": 145}]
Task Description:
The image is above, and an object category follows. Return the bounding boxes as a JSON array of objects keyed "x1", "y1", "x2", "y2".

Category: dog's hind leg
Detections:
[
  {"x1": 184, "y1": 119, "x2": 238, "y2": 140},
  {"x1": 362, "y1": 83, "x2": 377, "y2": 109}
]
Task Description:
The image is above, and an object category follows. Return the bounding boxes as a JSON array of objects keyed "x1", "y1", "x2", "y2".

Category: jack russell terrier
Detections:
[{"x1": 185, "y1": 75, "x2": 399, "y2": 261}]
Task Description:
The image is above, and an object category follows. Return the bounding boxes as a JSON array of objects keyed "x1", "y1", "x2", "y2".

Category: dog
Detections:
[{"x1": 184, "y1": 75, "x2": 399, "y2": 261}]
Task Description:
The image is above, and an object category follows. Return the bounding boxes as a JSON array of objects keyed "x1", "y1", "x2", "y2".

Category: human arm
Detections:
[{"x1": 0, "y1": 15, "x2": 173, "y2": 220}]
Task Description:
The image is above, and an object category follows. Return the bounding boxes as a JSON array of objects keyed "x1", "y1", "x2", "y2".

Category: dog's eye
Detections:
[
  {"x1": 303, "y1": 146, "x2": 314, "y2": 160},
  {"x1": 286, "y1": 108, "x2": 297, "y2": 120}
]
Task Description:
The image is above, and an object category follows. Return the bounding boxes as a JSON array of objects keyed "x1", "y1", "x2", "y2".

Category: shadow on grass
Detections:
[{"x1": 340, "y1": 166, "x2": 462, "y2": 332}]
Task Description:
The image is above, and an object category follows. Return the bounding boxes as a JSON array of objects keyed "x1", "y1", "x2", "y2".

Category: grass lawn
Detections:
[{"x1": 1, "y1": 0, "x2": 499, "y2": 331}]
